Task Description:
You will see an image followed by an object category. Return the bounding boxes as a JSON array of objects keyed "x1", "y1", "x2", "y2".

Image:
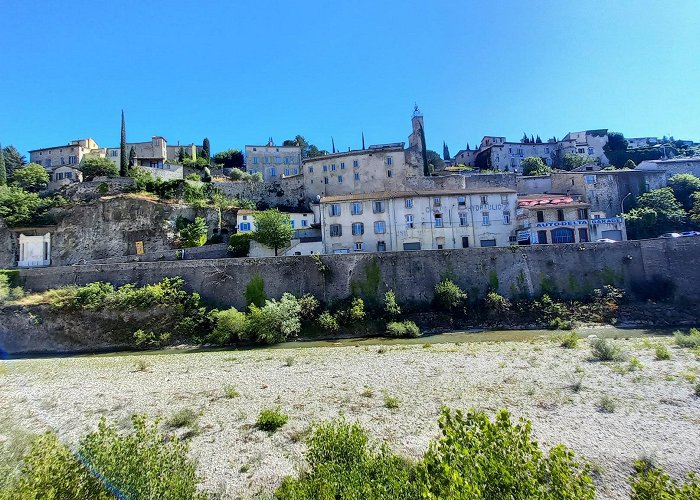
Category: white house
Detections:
[
  {"x1": 318, "y1": 188, "x2": 517, "y2": 254},
  {"x1": 18, "y1": 233, "x2": 51, "y2": 268},
  {"x1": 235, "y1": 210, "x2": 315, "y2": 233},
  {"x1": 235, "y1": 210, "x2": 321, "y2": 256}
]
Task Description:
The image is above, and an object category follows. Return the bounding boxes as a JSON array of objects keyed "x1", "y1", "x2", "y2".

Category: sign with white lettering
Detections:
[
  {"x1": 517, "y1": 230, "x2": 530, "y2": 241},
  {"x1": 590, "y1": 217, "x2": 624, "y2": 224},
  {"x1": 468, "y1": 204, "x2": 505, "y2": 212},
  {"x1": 535, "y1": 220, "x2": 588, "y2": 228}
]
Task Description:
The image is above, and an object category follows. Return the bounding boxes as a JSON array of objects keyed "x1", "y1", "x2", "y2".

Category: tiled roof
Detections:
[{"x1": 321, "y1": 187, "x2": 516, "y2": 203}]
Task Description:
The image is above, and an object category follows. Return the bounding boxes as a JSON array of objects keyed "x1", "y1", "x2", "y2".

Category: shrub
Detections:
[
  {"x1": 383, "y1": 394, "x2": 400, "y2": 409},
  {"x1": 71, "y1": 281, "x2": 115, "y2": 310},
  {"x1": 244, "y1": 293, "x2": 301, "y2": 344},
  {"x1": 386, "y1": 320, "x2": 421, "y2": 338},
  {"x1": 179, "y1": 217, "x2": 208, "y2": 248},
  {"x1": 208, "y1": 307, "x2": 247, "y2": 344},
  {"x1": 298, "y1": 293, "x2": 320, "y2": 321},
  {"x1": 0, "y1": 274, "x2": 23, "y2": 304},
  {"x1": 224, "y1": 385, "x2": 240, "y2": 399},
  {"x1": 256, "y1": 408, "x2": 288, "y2": 432},
  {"x1": 434, "y1": 278, "x2": 467, "y2": 312},
  {"x1": 590, "y1": 338, "x2": 625, "y2": 361},
  {"x1": 347, "y1": 297, "x2": 366, "y2": 322},
  {"x1": 549, "y1": 317, "x2": 573, "y2": 330},
  {"x1": 560, "y1": 331, "x2": 579, "y2": 348},
  {"x1": 228, "y1": 233, "x2": 252, "y2": 257},
  {"x1": 655, "y1": 345, "x2": 671, "y2": 360},
  {"x1": 133, "y1": 329, "x2": 171, "y2": 347},
  {"x1": 284, "y1": 356, "x2": 295, "y2": 367},
  {"x1": 80, "y1": 157, "x2": 119, "y2": 180},
  {"x1": 674, "y1": 328, "x2": 700, "y2": 348},
  {"x1": 419, "y1": 408, "x2": 595, "y2": 499},
  {"x1": 597, "y1": 396, "x2": 616, "y2": 413},
  {"x1": 629, "y1": 357, "x2": 644, "y2": 371},
  {"x1": 317, "y1": 311, "x2": 339, "y2": 334},
  {"x1": 629, "y1": 460, "x2": 700, "y2": 498},
  {"x1": 167, "y1": 408, "x2": 200, "y2": 430},
  {"x1": 133, "y1": 359, "x2": 149, "y2": 372},
  {"x1": 275, "y1": 418, "x2": 417, "y2": 499},
  {"x1": 485, "y1": 291, "x2": 511, "y2": 314},
  {"x1": 245, "y1": 274, "x2": 266, "y2": 308},
  {"x1": 695, "y1": 383, "x2": 700, "y2": 398},
  {"x1": 383, "y1": 290, "x2": 402, "y2": 318}
]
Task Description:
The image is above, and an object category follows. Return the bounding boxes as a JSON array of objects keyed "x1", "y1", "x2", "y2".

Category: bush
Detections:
[
  {"x1": 10, "y1": 163, "x2": 49, "y2": 192},
  {"x1": 179, "y1": 217, "x2": 208, "y2": 248},
  {"x1": 71, "y1": 281, "x2": 115, "y2": 309},
  {"x1": 337, "y1": 297, "x2": 366, "y2": 324},
  {"x1": 383, "y1": 393, "x2": 400, "y2": 409},
  {"x1": 383, "y1": 290, "x2": 402, "y2": 318},
  {"x1": 674, "y1": 328, "x2": 700, "y2": 348},
  {"x1": 256, "y1": 408, "x2": 288, "y2": 432},
  {"x1": 0, "y1": 274, "x2": 23, "y2": 304},
  {"x1": 208, "y1": 307, "x2": 247, "y2": 344},
  {"x1": 560, "y1": 331, "x2": 579, "y2": 348},
  {"x1": 275, "y1": 418, "x2": 417, "y2": 499},
  {"x1": 629, "y1": 460, "x2": 700, "y2": 498},
  {"x1": 317, "y1": 311, "x2": 339, "y2": 334},
  {"x1": 224, "y1": 385, "x2": 240, "y2": 398},
  {"x1": 245, "y1": 274, "x2": 266, "y2": 308},
  {"x1": 434, "y1": 278, "x2": 467, "y2": 312},
  {"x1": 133, "y1": 329, "x2": 171, "y2": 347},
  {"x1": 167, "y1": 409, "x2": 199, "y2": 430},
  {"x1": 419, "y1": 408, "x2": 594, "y2": 499},
  {"x1": 298, "y1": 293, "x2": 320, "y2": 321},
  {"x1": 386, "y1": 320, "x2": 421, "y2": 338},
  {"x1": 80, "y1": 157, "x2": 119, "y2": 180},
  {"x1": 228, "y1": 233, "x2": 252, "y2": 257},
  {"x1": 597, "y1": 395, "x2": 616, "y2": 413},
  {"x1": 244, "y1": 293, "x2": 301, "y2": 344},
  {"x1": 485, "y1": 291, "x2": 511, "y2": 314},
  {"x1": 549, "y1": 317, "x2": 573, "y2": 330},
  {"x1": 0, "y1": 185, "x2": 64, "y2": 227},
  {"x1": 590, "y1": 338, "x2": 625, "y2": 361},
  {"x1": 655, "y1": 345, "x2": 671, "y2": 360}
]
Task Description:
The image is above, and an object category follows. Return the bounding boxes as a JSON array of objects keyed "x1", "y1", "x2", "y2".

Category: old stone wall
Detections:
[
  {"x1": 212, "y1": 178, "x2": 307, "y2": 210},
  {"x1": 16, "y1": 238, "x2": 700, "y2": 310}
]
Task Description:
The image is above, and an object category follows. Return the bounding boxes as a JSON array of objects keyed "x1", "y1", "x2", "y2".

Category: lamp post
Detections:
[{"x1": 621, "y1": 192, "x2": 632, "y2": 216}]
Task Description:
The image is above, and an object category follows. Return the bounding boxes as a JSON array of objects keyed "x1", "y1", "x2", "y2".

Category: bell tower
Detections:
[{"x1": 408, "y1": 104, "x2": 424, "y2": 152}]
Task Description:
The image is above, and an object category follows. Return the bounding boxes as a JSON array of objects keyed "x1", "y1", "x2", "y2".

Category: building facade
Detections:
[
  {"x1": 17, "y1": 233, "x2": 51, "y2": 268},
  {"x1": 245, "y1": 143, "x2": 302, "y2": 182},
  {"x1": 235, "y1": 209, "x2": 315, "y2": 234},
  {"x1": 29, "y1": 138, "x2": 104, "y2": 183},
  {"x1": 318, "y1": 188, "x2": 517, "y2": 254}
]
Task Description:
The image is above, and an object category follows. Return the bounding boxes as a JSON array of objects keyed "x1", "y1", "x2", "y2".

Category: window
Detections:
[
  {"x1": 330, "y1": 224, "x2": 342, "y2": 237},
  {"x1": 324, "y1": 177, "x2": 329, "y2": 184},
  {"x1": 578, "y1": 228, "x2": 589, "y2": 242},
  {"x1": 405, "y1": 198, "x2": 413, "y2": 208},
  {"x1": 353, "y1": 160, "x2": 359, "y2": 168},
  {"x1": 578, "y1": 208, "x2": 589, "y2": 220},
  {"x1": 433, "y1": 197, "x2": 441, "y2": 207},
  {"x1": 552, "y1": 227, "x2": 575, "y2": 243},
  {"x1": 323, "y1": 164, "x2": 328, "y2": 172},
  {"x1": 578, "y1": 148, "x2": 585, "y2": 154},
  {"x1": 284, "y1": 168, "x2": 290, "y2": 176},
  {"x1": 293, "y1": 168, "x2": 299, "y2": 175},
  {"x1": 354, "y1": 172, "x2": 360, "y2": 181},
  {"x1": 536, "y1": 210, "x2": 544, "y2": 223},
  {"x1": 377, "y1": 241, "x2": 386, "y2": 252},
  {"x1": 68, "y1": 155, "x2": 76, "y2": 164},
  {"x1": 373, "y1": 201, "x2": 385, "y2": 213},
  {"x1": 537, "y1": 230, "x2": 548, "y2": 244},
  {"x1": 457, "y1": 196, "x2": 466, "y2": 207},
  {"x1": 503, "y1": 211, "x2": 511, "y2": 224},
  {"x1": 354, "y1": 242, "x2": 364, "y2": 252},
  {"x1": 275, "y1": 156, "x2": 282, "y2": 164},
  {"x1": 239, "y1": 222, "x2": 251, "y2": 231},
  {"x1": 480, "y1": 239, "x2": 497, "y2": 247},
  {"x1": 66, "y1": 171, "x2": 73, "y2": 179},
  {"x1": 35, "y1": 160, "x2": 41, "y2": 165},
  {"x1": 480, "y1": 195, "x2": 488, "y2": 205},
  {"x1": 374, "y1": 221, "x2": 386, "y2": 234},
  {"x1": 285, "y1": 157, "x2": 290, "y2": 164},
  {"x1": 434, "y1": 213, "x2": 443, "y2": 228},
  {"x1": 309, "y1": 166, "x2": 314, "y2": 173},
  {"x1": 500, "y1": 194, "x2": 508, "y2": 204},
  {"x1": 264, "y1": 156, "x2": 270, "y2": 163},
  {"x1": 331, "y1": 164, "x2": 336, "y2": 171},
  {"x1": 270, "y1": 167, "x2": 276, "y2": 177},
  {"x1": 588, "y1": 147, "x2": 594, "y2": 155},
  {"x1": 352, "y1": 222, "x2": 364, "y2": 236},
  {"x1": 351, "y1": 202, "x2": 363, "y2": 215},
  {"x1": 301, "y1": 219, "x2": 308, "y2": 227},
  {"x1": 110, "y1": 150, "x2": 118, "y2": 157},
  {"x1": 60, "y1": 157, "x2": 65, "y2": 165},
  {"x1": 340, "y1": 162, "x2": 345, "y2": 169},
  {"x1": 290, "y1": 220, "x2": 295, "y2": 228},
  {"x1": 386, "y1": 156, "x2": 393, "y2": 165},
  {"x1": 45, "y1": 159, "x2": 51, "y2": 167},
  {"x1": 387, "y1": 169, "x2": 393, "y2": 178},
  {"x1": 459, "y1": 213, "x2": 468, "y2": 226},
  {"x1": 330, "y1": 203, "x2": 341, "y2": 216},
  {"x1": 252, "y1": 157, "x2": 259, "y2": 164},
  {"x1": 405, "y1": 214, "x2": 414, "y2": 229},
  {"x1": 338, "y1": 175, "x2": 343, "y2": 183},
  {"x1": 482, "y1": 212, "x2": 490, "y2": 225},
  {"x1": 557, "y1": 209, "x2": 565, "y2": 221}
]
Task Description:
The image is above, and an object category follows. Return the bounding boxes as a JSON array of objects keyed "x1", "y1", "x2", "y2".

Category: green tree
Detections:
[
  {"x1": 691, "y1": 192, "x2": 700, "y2": 227},
  {"x1": 10, "y1": 163, "x2": 49, "y2": 192},
  {"x1": 201, "y1": 138, "x2": 210, "y2": 162},
  {"x1": 562, "y1": 153, "x2": 594, "y2": 171},
  {"x1": 80, "y1": 157, "x2": 119, "y2": 180},
  {"x1": 668, "y1": 173, "x2": 700, "y2": 211},
  {"x1": 0, "y1": 186, "x2": 55, "y2": 226},
  {"x1": 120, "y1": 110, "x2": 128, "y2": 177},
  {"x1": 0, "y1": 143, "x2": 6, "y2": 186},
  {"x1": 624, "y1": 187, "x2": 686, "y2": 239},
  {"x1": 426, "y1": 150, "x2": 445, "y2": 171},
  {"x1": 520, "y1": 156, "x2": 551, "y2": 176},
  {"x1": 212, "y1": 149, "x2": 244, "y2": 170},
  {"x1": 179, "y1": 217, "x2": 208, "y2": 247},
  {"x1": 128, "y1": 145, "x2": 136, "y2": 167},
  {"x1": 2, "y1": 145, "x2": 26, "y2": 176},
  {"x1": 177, "y1": 146, "x2": 185, "y2": 163},
  {"x1": 252, "y1": 209, "x2": 294, "y2": 255}
]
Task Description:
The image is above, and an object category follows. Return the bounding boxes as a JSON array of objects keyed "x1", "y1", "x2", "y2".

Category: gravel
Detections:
[{"x1": 1, "y1": 335, "x2": 699, "y2": 499}]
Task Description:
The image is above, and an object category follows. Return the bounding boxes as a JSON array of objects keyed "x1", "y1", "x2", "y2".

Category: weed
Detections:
[
  {"x1": 568, "y1": 373, "x2": 584, "y2": 393},
  {"x1": 256, "y1": 408, "x2": 288, "y2": 433},
  {"x1": 629, "y1": 357, "x2": 644, "y2": 371},
  {"x1": 239, "y1": 463, "x2": 251, "y2": 473},
  {"x1": 597, "y1": 396, "x2": 616, "y2": 413},
  {"x1": 498, "y1": 361, "x2": 506, "y2": 369},
  {"x1": 224, "y1": 385, "x2": 240, "y2": 399},
  {"x1": 681, "y1": 371, "x2": 697, "y2": 383},
  {"x1": 361, "y1": 386, "x2": 374, "y2": 398},
  {"x1": 422, "y1": 343, "x2": 432, "y2": 349},
  {"x1": 674, "y1": 328, "x2": 700, "y2": 348},
  {"x1": 133, "y1": 359, "x2": 149, "y2": 372},
  {"x1": 654, "y1": 345, "x2": 671, "y2": 361},
  {"x1": 383, "y1": 393, "x2": 399, "y2": 409},
  {"x1": 377, "y1": 346, "x2": 387, "y2": 354},
  {"x1": 167, "y1": 408, "x2": 199, "y2": 430},
  {"x1": 284, "y1": 356, "x2": 295, "y2": 367},
  {"x1": 695, "y1": 383, "x2": 700, "y2": 397},
  {"x1": 560, "y1": 331, "x2": 579, "y2": 349},
  {"x1": 590, "y1": 338, "x2": 625, "y2": 362},
  {"x1": 574, "y1": 365, "x2": 584, "y2": 374}
]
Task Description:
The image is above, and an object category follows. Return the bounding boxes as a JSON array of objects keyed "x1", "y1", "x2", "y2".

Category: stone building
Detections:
[
  {"x1": 29, "y1": 138, "x2": 104, "y2": 185},
  {"x1": 637, "y1": 157, "x2": 700, "y2": 179},
  {"x1": 245, "y1": 141, "x2": 302, "y2": 182},
  {"x1": 475, "y1": 136, "x2": 557, "y2": 172},
  {"x1": 318, "y1": 188, "x2": 517, "y2": 254}
]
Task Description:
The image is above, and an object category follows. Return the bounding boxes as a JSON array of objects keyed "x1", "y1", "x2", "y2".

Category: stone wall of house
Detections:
[
  {"x1": 16, "y1": 238, "x2": 700, "y2": 310},
  {"x1": 212, "y1": 177, "x2": 307, "y2": 210}
]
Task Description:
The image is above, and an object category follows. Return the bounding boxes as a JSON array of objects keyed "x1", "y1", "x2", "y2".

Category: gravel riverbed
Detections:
[{"x1": 2, "y1": 332, "x2": 699, "y2": 499}]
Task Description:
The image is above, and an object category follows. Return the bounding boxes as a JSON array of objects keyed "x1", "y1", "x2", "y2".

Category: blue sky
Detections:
[{"x1": 2, "y1": 0, "x2": 699, "y2": 158}]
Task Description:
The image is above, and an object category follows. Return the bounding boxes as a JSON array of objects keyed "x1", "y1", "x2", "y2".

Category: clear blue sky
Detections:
[{"x1": 2, "y1": 0, "x2": 699, "y2": 158}]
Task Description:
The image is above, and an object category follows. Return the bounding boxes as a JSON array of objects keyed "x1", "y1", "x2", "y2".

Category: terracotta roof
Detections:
[
  {"x1": 517, "y1": 194, "x2": 590, "y2": 209},
  {"x1": 321, "y1": 188, "x2": 516, "y2": 203}
]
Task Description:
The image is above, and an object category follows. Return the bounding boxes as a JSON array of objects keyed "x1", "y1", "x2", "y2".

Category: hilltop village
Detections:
[{"x1": 2, "y1": 106, "x2": 700, "y2": 268}]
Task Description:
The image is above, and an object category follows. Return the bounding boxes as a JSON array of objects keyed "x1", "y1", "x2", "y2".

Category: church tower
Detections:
[{"x1": 408, "y1": 104, "x2": 424, "y2": 152}]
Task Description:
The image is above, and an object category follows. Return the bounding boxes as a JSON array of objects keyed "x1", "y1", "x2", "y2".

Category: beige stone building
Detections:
[
  {"x1": 245, "y1": 142, "x2": 302, "y2": 182},
  {"x1": 29, "y1": 138, "x2": 104, "y2": 176}
]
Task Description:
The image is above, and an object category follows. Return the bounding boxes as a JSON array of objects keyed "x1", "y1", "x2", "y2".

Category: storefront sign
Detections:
[
  {"x1": 535, "y1": 219, "x2": 588, "y2": 228},
  {"x1": 517, "y1": 230, "x2": 530, "y2": 241},
  {"x1": 590, "y1": 217, "x2": 623, "y2": 224}
]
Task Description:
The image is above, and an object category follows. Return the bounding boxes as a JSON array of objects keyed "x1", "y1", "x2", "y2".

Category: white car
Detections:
[
  {"x1": 595, "y1": 238, "x2": 618, "y2": 243},
  {"x1": 658, "y1": 233, "x2": 682, "y2": 239}
]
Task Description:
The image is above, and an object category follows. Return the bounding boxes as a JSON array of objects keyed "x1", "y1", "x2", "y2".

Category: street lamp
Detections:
[{"x1": 621, "y1": 192, "x2": 632, "y2": 216}]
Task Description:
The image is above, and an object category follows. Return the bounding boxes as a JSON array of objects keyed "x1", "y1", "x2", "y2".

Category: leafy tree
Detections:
[
  {"x1": 244, "y1": 293, "x2": 301, "y2": 344},
  {"x1": 0, "y1": 143, "x2": 6, "y2": 186},
  {"x1": 120, "y1": 110, "x2": 128, "y2": 177},
  {"x1": 624, "y1": 187, "x2": 686, "y2": 239},
  {"x1": 182, "y1": 157, "x2": 210, "y2": 170},
  {"x1": 128, "y1": 145, "x2": 136, "y2": 167},
  {"x1": 179, "y1": 216, "x2": 208, "y2": 247},
  {"x1": 80, "y1": 157, "x2": 119, "y2": 180},
  {"x1": 426, "y1": 150, "x2": 445, "y2": 171},
  {"x1": 201, "y1": 138, "x2": 210, "y2": 162},
  {"x1": 252, "y1": 209, "x2": 294, "y2": 255},
  {"x1": 691, "y1": 192, "x2": 700, "y2": 227},
  {"x1": 520, "y1": 156, "x2": 551, "y2": 176},
  {"x1": 10, "y1": 163, "x2": 49, "y2": 192},
  {"x1": 2, "y1": 145, "x2": 26, "y2": 175},
  {"x1": 434, "y1": 278, "x2": 467, "y2": 312},
  {"x1": 383, "y1": 290, "x2": 401, "y2": 318},
  {"x1": 562, "y1": 153, "x2": 594, "y2": 171},
  {"x1": 0, "y1": 186, "x2": 62, "y2": 226},
  {"x1": 212, "y1": 149, "x2": 244, "y2": 170},
  {"x1": 208, "y1": 307, "x2": 247, "y2": 344},
  {"x1": 668, "y1": 173, "x2": 700, "y2": 210}
]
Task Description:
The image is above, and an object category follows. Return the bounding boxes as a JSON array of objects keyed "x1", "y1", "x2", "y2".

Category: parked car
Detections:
[
  {"x1": 595, "y1": 238, "x2": 618, "y2": 243},
  {"x1": 658, "y1": 233, "x2": 682, "y2": 238},
  {"x1": 680, "y1": 231, "x2": 700, "y2": 237}
]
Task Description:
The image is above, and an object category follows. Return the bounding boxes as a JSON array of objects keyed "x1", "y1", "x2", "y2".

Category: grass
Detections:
[
  {"x1": 133, "y1": 359, "x2": 149, "y2": 372},
  {"x1": 590, "y1": 338, "x2": 625, "y2": 362},
  {"x1": 629, "y1": 357, "x2": 644, "y2": 371},
  {"x1": 674, "y1": 328, "x2": 700, "y2": 348},
  {"x1": 654, "y1": 345, "x2": 671, "y2": 361},
  {"x1": 167, "y1": 408, "x2": 199, "y2": 429},
  {"x1": 383, "y1": 392, "x2": 399, "y2": 409},
  {"x1": 597, "y1": 395, "x2": 616, "y2": 413},
  {"x1": 224, "y1": 385, "x2": 240, "y2": 399},
  {"x1": 568, "y1": 373, "x2": 584, "y2": 393},
  {"x1": 256, "y1": 408, "x2": 288, "y2": 433},
  {"x1": 361, "y1": 386, "x2": 374, "y2": 398},
  {"x1": 559, "y1": 331, "x2": 579, "y2": 349},
  {"x1": 284, "y1": 356, "x2": 295, "y2": 367}
]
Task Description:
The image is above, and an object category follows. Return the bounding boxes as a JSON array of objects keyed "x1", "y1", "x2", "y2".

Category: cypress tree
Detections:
[
  {"x1": 202, "y1": 138, "x2": 211, "y2": 161},
  {"x1": 128, "y1": 145, "x2": 136, "y2": 167},
  {"x1": 120, "y1": 110, "x2": 128, "y2": 176},
  {"x1": 0, "y1": 143, "x2": 6, "y2": 186},
  {"x1": 419, "y1": 125, "x2": 429, "y2": 176},
  {"x1": 177, "y1": 146, "x2": 185, "y2": 163}
]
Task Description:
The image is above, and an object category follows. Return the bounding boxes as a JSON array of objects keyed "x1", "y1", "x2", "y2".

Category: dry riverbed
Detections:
[{"x1": 2, "y1": 331, "x2": 700, "y2": 499}]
